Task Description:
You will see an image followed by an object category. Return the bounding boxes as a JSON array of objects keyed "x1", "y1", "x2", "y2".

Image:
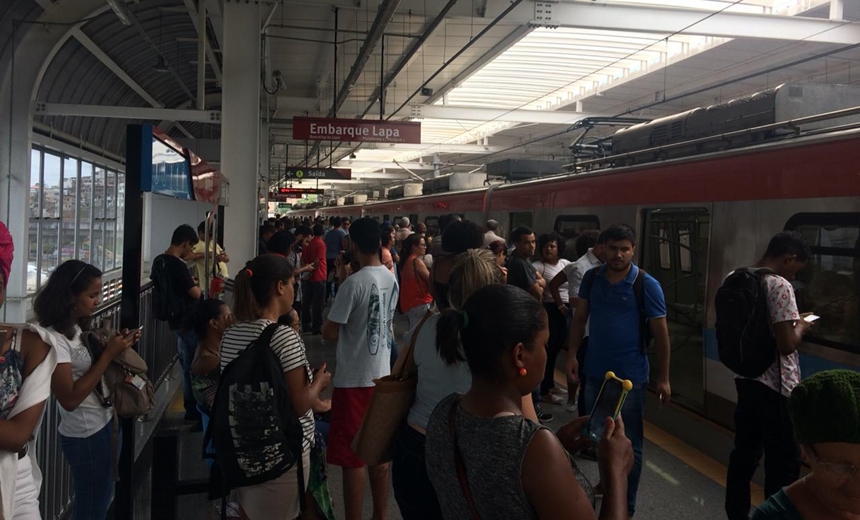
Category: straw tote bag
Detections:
[{"x1": 352, "y1": 311, "x2": 433, "y2": 465}]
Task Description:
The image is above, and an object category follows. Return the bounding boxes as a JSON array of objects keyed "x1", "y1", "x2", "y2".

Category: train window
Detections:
[
  {"x1": 383, "y1": 214, "x2": 390, "y2": 222},
  {"x1": 425, "y1": 216, "x2": 439, "y2": 236},
  {"x1": 786, "y1": 213, "x2": 860, "y2": 353},
  {"x1": 409, "y1": 214, "x2": 419, "y2": 226},
  {"x1": 553, "y1": 215, "x2": 600, "y2": 238},
  {"x1": 509, "y1": 212, "x2": 533, "y2": 233},
  {"x1": 659, "y1": 225, "x2": 672, "y2": 270},
  {"x1": 679, "y1": 226, "x2": 693, "y2": 272}
]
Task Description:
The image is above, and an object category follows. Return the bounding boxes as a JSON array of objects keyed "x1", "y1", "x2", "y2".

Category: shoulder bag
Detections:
[{"x1": 351, "y1": 311, "x2": 433, "y2": 466}]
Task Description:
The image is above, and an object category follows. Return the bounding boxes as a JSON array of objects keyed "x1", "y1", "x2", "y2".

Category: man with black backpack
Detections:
[
  {"x1": 719, "y1": 231, "x2": 814, "y2": 520},
  {"x1": 566, "y1": 224, "x2": 671, "y2": 518},
  {"x1": 150, "y1": 224, "x2": 203, "y2": 425}
]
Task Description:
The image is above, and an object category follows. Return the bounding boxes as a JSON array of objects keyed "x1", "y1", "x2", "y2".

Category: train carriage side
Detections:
[{"x1": 487, "y1": 129, "x2": 860, "y2": 428}]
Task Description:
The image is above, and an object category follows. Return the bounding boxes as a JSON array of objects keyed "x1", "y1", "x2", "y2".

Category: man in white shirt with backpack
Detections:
[{"x1": 719, "y1": 231, "x2": 815, "y2": 520}]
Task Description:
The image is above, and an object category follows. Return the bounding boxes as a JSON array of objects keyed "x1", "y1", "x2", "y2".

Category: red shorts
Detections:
[{"x1": 327, "y1": 387, "x2": 375, "y2": 469}]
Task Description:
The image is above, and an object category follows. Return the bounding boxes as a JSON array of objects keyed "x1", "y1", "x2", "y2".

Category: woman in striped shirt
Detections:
[{"x1": 220, "y1": 254, "x2": 331, "y2": 520}]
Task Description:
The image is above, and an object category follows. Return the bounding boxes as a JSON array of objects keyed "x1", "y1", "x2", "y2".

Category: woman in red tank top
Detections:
[{"x1": 398, "y1": 234, "x2": 434, "y2": 331}]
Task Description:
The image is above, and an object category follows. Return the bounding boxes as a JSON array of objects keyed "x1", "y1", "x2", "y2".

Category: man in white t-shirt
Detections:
[
  {"x1": 549, "y1": 229, "x2": 605, "y2": 414},
  {"x1": 322, "y1": 217, "x2": 398, "y2": 520},
  {"x1": 725, "y1": 231, "x2": 815, "y2": 520}
]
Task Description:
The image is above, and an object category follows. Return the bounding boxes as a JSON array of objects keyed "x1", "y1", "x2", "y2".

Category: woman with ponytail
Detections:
[
  {"x1": 391, "y1": 249, "x2": 537, "y2": 520},
  {"x1": 219, "y1": 254, "x2": 330, "y2": 519},
  {"x1": 425, "y1": 284, "x2": 634, "y2": 520}
]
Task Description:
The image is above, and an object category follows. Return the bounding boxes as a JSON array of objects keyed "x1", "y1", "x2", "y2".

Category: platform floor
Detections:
[{"x1": 172, "y1": 310, "x2": 761, "y2": 520}]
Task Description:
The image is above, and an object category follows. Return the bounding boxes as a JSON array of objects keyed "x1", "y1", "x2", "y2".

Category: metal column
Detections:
[{"x1": 220, "y1": 0, "x2": 262, "y2": 270}]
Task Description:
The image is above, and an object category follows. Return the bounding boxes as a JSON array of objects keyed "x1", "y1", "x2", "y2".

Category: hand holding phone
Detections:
[{"x1": 803, "y1": 314, "x2": 820, "y2": 323}]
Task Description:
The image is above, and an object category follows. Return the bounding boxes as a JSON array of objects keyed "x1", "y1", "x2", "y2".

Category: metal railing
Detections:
[{"x1": 35, "y1": 282, "x2": 178, "y2": 520}]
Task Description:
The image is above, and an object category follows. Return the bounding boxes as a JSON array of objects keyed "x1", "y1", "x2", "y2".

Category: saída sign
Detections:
[
  {"x1": 293, "y1": 117, "x2": 421, "y2": 144},
  {"x1": 284, "y1": 167, "x2": 351, "y2": 180}
]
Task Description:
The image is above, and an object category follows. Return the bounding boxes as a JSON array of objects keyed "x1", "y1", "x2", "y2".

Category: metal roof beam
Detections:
[
  {"x1": 182, "y1": 0, "x2": 222, "y2": 83},
  {"x1": 499, "y1": 1, "x2": 860, "y2": 45},
  {"x1": 412, "y1": 104, "x2": 595, "y2": 125},
  {"x1": 32, "y1": 103, "x2": 222, "y2": 123}
]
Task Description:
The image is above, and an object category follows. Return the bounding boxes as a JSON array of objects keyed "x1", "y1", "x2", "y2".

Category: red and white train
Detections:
[{"x1": 291, "y1": 105, "x2": 860, "y2": 428}]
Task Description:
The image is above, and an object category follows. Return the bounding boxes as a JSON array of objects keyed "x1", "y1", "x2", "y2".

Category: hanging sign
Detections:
[
  {"x1": 293, "y1": 117, "x2": 421, "y2": 144},
  {"x1": 270, "y1": 188, "x2": 325, "y2": 201},
  {"x1": 284, "y1": 167, "x2": 352, "y2": 180}
]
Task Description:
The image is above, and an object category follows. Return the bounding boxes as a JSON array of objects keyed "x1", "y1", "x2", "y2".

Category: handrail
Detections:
[{"x1": 565, "y1": 104, "x2": 860, "y2": 169}]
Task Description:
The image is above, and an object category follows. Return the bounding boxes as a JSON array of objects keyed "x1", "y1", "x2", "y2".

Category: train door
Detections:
[
  {"x1": 509, "y1": 211, "x2": 533, "y2": 234},
  {"x1": 641, "y1": 208, "x2": 711, "y2": 412}
]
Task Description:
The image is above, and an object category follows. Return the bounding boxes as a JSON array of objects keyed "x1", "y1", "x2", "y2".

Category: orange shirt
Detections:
[{"x1": 399, "y1": 254, "x2": 433, "y2": 311}]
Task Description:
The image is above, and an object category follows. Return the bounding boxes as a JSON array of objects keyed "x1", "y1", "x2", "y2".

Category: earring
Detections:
[{"x1": 518, "y1": 367, "x2": 527, "y2": 377}]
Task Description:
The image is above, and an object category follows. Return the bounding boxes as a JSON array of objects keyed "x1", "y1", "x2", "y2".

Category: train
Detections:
[{"x1": 289, "y1": 94, "x2": 860, "y2": 429}]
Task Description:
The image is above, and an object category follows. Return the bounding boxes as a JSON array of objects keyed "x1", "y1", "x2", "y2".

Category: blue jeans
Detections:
[
  {"x1": 174, "y1": 329, "x2": 200, "y2": 421},
  {"x1": 60, "y1": 420, "x2": 115, "y2": 520},
  {"x1": 583, "y1": 378, "x2": 646, "y2": 517}
]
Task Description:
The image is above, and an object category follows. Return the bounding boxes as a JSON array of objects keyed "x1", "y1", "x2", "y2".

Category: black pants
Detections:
[
  {"x1": 301, "y1": 280, "x2": 325, "y2": 333},
  {"x1": 541, "y1": 303, "x2": 568, "y2": 395},
  {"x1": 725, "y1": 378, "x2": 800, "y2": 520},
  {"x1": 392, "y1": 425, "x2": 444, "y2": 520}
]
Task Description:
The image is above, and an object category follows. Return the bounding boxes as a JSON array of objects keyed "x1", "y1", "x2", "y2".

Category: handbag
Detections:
[
  {"x1": 82, "y1": 328, "x2": 155, "y2": 418},
  {"x1": 351, "y1": 311, "x2": 433, "y2": 465}
]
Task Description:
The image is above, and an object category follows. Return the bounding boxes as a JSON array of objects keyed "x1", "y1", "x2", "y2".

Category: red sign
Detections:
[
  {"x1": 293, "y1": 117, "x2": 421, "y2": 144},
  {"x1": 278, "y1": 187, "x2": 324, "y2": 195}
]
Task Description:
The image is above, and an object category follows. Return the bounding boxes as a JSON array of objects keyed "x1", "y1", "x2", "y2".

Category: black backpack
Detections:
[
  {"x1": 204, "y1": 323, "x2": 305, "y2": 509},
  {"x1": 581, "y1": 265, "x2": 651, "y2": 352},
  {"x1": 715, "y1": 268, "x2": 777, "y2": 378},
  {"x1": 150, "y1": 255, "x2": 183, "y2": 323}
]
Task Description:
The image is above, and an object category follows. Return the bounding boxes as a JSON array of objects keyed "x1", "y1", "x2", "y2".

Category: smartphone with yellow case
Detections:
[{"x1": 582, "y1": 371, "x2": 633, "y2": 444}]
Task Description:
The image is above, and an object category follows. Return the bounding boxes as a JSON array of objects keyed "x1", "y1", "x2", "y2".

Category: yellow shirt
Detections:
[{"x1": 192, "y1": 241, "x2": 229, "y2": 281}]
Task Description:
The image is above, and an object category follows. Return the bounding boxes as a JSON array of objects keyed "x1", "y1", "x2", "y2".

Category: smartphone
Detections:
[
  {"x1": 582, "y1": 371, "x2": 634, "y2": 444},
  {"x1": 125, "y1": 326, "x2": 144, "y2": 336},
  {"x1": 803, "y1": 314, "x2": 821, "y2": 323}
]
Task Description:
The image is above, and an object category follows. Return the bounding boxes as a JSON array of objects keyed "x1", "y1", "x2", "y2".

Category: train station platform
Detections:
[{"x1": 161, "y1": 314, "x2": 764, "y2": 520}]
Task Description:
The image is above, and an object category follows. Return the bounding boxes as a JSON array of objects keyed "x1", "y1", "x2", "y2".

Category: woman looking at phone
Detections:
[
  {"x1": 40, "y1": 260, "x2": 141, "y2": 520},
  {"x1": 425, "y1": 284, "x2": 633, "y2": 520}
]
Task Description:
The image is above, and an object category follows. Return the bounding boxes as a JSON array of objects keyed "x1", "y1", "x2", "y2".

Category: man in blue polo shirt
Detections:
[{"x1": 567, "y1": 223, "x2": 671, "y2": 517}]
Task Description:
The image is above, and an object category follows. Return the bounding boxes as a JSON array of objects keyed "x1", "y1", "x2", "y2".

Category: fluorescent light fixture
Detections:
[{"x1": 105, "y1": 0, "x2": 133, "y2": 25}]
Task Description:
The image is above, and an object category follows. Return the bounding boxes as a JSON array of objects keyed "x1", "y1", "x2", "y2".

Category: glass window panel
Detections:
[
  {"x1": 41, "y1": 221, "x2": 59, "y2": 274},
  {"x1": 91, "y1": 221, "x2": 104, "y2": 271},
  {"x1": 789, "y1": 215, "x2": 860, "y2": 352},
  {"x1": 659, "y1": 225, "x2": 671, "y2": 270},
  {"x1": 29, "y1": 149, "x2": 40, "y2": 218},
  {"x1": 80, "y1": 162, "x2": 93, "y2": 265},
  {"x1": 104, "y1": 222, "x2": 117, "y2": 271},
  {"x1": 115, "y1": 173, "x2": 125, "y2": 268},
  {"x1": 42, "y1": 153, "x2": 61, "y2": 219},
  {"x1": 679, "y1": 226, "x2": 693, "y2": 273},
  {"x1": 106, "y1": 169, "x2": 116, "y2": 219},
  {"x1": 94, "y1": 167, "x2": 106, "y2": 219},
  {"x1": 27, "y1": 221, "x2": 38, "y2": 292}
]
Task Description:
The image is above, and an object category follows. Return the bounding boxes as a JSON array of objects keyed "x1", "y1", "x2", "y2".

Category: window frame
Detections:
[
  {"x1": 552, "y1": 215, "x2": 600, "y2": 236},
  {"x1": 785, "y1": 212, "x2": 860, "y2": 353},
  {"x1": 28, "y1": 144, "x2": 125, "y2": 292}
]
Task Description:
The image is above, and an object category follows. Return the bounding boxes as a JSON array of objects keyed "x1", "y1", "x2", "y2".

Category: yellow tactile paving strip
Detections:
[{"x1": 552, "y1": 368, "x2": 764, "y2": 506}]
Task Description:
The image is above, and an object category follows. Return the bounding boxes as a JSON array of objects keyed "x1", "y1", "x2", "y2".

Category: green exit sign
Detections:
[{"x1": 277, "y1": 203, "x2": 291, "y2": 210}]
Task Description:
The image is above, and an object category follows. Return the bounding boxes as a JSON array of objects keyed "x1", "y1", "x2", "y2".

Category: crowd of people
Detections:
[{"x1": 0, "y1": 211, "x2": 856, "y2": 520}]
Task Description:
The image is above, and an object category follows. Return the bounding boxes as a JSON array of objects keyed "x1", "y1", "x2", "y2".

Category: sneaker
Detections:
[
  {"x1": 565, "y1": 401, "x2": 578, "y2": 414},
  {"x1": 540, "y1": 393, "x2": 565, "y2": 405},
  {"x1": 537, "y1": 411, "x2": 554, "y2": 424},
  {"x1": 549, "y1": 385, "x2": 568, "y2": 396}
]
